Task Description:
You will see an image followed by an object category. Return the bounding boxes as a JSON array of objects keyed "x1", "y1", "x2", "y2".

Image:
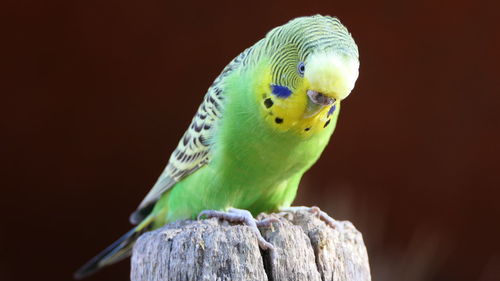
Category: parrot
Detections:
[{"x1": 74, "y1": 14, "x2": 359, "y2": 279}]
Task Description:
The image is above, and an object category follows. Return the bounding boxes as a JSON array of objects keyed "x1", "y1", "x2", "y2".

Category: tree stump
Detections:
[{"x1": 131, "y1": 209, "x2": 371, "y2": 281}]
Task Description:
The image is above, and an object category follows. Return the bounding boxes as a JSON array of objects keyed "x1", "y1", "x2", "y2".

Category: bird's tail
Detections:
[{"x1": 73, "y1": 216, "x2": 154, "y2": 279}]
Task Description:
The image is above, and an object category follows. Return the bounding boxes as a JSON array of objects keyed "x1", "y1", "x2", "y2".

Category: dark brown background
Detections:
[{"x1": 1, "y1": 0, "x2": 499, "y2": 280}]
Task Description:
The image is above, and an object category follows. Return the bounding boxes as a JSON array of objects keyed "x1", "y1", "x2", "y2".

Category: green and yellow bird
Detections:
[{"x1": 75, "y1": 14, "x2": 359, "y2": 278}]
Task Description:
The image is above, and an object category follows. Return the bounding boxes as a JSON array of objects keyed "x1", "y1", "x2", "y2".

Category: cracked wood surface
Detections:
[{"x1": 131, "y1": 209, "x2": 371, "y2": 281}]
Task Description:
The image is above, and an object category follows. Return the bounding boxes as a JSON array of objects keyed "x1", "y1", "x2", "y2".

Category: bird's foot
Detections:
[
  {"x1": 198, "y1": 208, "x2": 278, "y2": 250},
  {"x1": 280, "y1": 206, "x2": 342, "y2": 230}
]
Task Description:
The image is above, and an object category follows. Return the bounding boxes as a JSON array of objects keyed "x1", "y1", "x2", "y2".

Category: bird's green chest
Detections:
[
  {"x1": 160, "y1": 67, "x2": 340, "y2": 222},
  {"x1": 206, "y1": 86, "x2": 338, "y2": 213}
]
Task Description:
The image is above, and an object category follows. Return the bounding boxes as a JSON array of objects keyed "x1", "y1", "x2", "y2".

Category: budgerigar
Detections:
[{"x1": 75, "y1": 14, "x2": 359, "y2": 278}]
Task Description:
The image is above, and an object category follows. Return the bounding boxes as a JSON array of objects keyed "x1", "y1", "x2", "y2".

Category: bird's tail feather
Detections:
[{"x1": 73, "y1": 217, "x2": 154, "y2": 279}]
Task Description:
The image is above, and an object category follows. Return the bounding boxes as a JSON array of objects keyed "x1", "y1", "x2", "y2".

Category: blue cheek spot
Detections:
[
  {"x1": 271, "y1": 84, "x2": 292, "y2": 98},
  {"x1": 327, "y1": 104, "x2": 336, "y2": 116}
]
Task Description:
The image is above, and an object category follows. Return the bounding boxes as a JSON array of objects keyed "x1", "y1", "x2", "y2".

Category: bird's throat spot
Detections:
[
  {"x1": 264, "y1": 98, "x2": 273, "y2": 108},
  {"x1": 324, "y1": 119, "x2": 331, "y2": 128}
]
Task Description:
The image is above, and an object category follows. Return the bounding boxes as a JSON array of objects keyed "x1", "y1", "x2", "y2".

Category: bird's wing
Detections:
[
  {"x1": 129, "y1": 86, "x2": 223, "y2": 224},
  {"x1": 129, "y1": 49, "x2": 252, "y2": 224}
]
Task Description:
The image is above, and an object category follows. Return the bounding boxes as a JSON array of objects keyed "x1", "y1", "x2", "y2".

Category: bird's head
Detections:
[{"x1": 255, "y1": 15, "x2": 359, "y2": 136}]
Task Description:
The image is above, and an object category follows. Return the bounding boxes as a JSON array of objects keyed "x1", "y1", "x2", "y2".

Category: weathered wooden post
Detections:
[{"x1": 131, "y1": 209, "x2": 371, "y2": 281}]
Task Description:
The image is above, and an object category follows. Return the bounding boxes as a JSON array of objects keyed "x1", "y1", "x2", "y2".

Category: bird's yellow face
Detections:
[{"x1": 256, "y1": 52, "x2": 359, "y2": 136}]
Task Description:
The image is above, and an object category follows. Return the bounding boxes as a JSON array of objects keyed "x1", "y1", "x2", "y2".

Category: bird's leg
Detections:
[
  {"x1": 280, "y1": 206, "x2": 343, "y2": 230},
  {"x1": 197, "y1": 208, "x2": 278, "y2": 250}
]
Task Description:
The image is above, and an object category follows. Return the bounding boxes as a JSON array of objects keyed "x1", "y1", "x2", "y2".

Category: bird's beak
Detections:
[{"x1": 304, "y1": 90, "x2": 335, "y2": 118}]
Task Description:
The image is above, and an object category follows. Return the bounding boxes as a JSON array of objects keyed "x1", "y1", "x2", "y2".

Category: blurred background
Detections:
[{"x1": 1, "y1": 0, "x2": 499, "y2": 280}]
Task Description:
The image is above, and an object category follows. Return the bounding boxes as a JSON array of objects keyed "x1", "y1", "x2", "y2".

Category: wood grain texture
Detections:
[{"x1": 131, "y1": 210, "x2": 371, "y2": 281}]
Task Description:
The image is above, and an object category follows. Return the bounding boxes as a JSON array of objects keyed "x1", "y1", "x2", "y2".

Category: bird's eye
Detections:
[{"x1": 297, "y1": 62, "x2": 305, "y2": 76}]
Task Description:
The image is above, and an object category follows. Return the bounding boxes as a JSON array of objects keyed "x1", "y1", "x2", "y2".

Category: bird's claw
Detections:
[
  {"x1": 197, "y1": 208, "x2": 275, "y2": 250},
  {"x1": 280, "y1": 206, "x2": 343, "y2": 230},
  {"x1": 255, "y1": 217, "x2": 280, "y2": 227}
]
